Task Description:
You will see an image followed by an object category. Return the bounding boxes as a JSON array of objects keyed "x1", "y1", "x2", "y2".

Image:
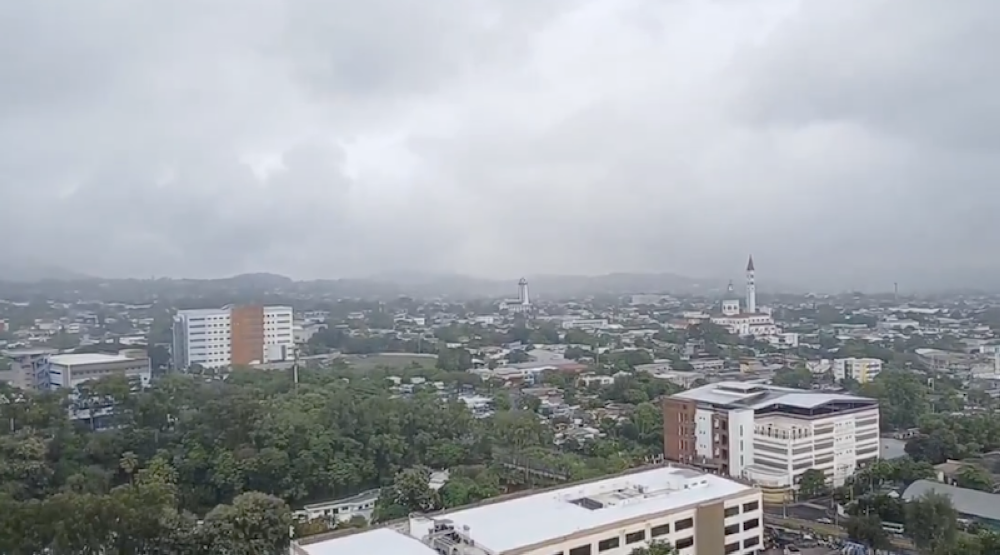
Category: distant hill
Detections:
[
  {"x1": 0, "y1": 269, "x2": 800, "y2": 303},
  {"x1": 0, "y1": 261, "x2": 89, "y2": 282},
  {"x1": 528, "y1": 272, "x2": 711, "y2": 297}
]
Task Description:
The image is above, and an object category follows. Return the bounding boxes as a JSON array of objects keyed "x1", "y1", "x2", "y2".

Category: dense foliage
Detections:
[
  {"x1": 0, "y1": 362, "x2": 674, "y2": 552},
  {"x1": 834, "y1": 459, "x2": 1000, "y2": 555}
]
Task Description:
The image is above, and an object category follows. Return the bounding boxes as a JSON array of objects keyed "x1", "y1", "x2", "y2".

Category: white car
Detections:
[{"x1": 784, "y1": 547, "x2": 801, "y2": 555}]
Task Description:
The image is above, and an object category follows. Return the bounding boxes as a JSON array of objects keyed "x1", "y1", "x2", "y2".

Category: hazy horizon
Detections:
[{"x1": 2, "y1": 1, "x2": 997, "y2": 291}]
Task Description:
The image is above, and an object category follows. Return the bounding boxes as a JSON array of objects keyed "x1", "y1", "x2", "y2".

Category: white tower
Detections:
[
  {"x1": 745, "y1": 255, "x2": 757, "y2": 314},
  {"x1": 517, "y1": 278, "x2": 530, "y2": 306}
]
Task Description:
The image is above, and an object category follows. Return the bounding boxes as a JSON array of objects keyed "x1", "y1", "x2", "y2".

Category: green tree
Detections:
[
  {"x1": 439, "y1": 476, "x2": 501, "y2": 508},
  {"x1": 772, "y1": 366, "x2": 814, "y2": 389},
  {"x1": 797, "y1": 468, "x2": 828, "y2": 500},
  {"x1": 956, "y1": 466, "x2": 994, "y2": 492},
  {"x1": 861, "y1": 369, "x2": 931, "y2": 431},
  {"x1": 845, "y1": 513, "x2": 891, "y2": 550},
  {"x1": 628, "y1": 540, "x2": 679, "y2": 555},
  {"x1": 905, "y1": 492, "x2": 959, "y2": 553},
  {"x1": 374, "y1": 467, "x2": 440, "y2": 522},
  {"x1": 202, "y1": 492, "x2": 293, "y2": 555}
]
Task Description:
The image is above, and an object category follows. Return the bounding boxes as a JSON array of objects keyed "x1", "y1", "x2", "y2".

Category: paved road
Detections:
[{"x1": 765, "y1": 504, "x2": 833, "y2": 523}]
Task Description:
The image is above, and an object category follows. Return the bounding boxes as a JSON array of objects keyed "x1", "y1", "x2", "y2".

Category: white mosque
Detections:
[
  {"x1": 500, "y1": 278, "x2": 532, "y2": 313},
  {"x1": 711, "y1": 256, "x2": 779, "y2": 337}
]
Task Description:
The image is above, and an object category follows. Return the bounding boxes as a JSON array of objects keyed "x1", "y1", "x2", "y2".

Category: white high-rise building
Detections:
[
  {"x1": 263, "y1": 306, "x2": 295, "y2": 362},
  {"x1": 745, "y1": 255, "x2": 756, "y2": 314},
  {"x1": 172, "y1": 305, "x2": 294, "y2": 370}
]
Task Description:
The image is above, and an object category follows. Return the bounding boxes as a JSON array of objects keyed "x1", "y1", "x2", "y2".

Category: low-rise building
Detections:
[
  {"x1": 832, "y1": 358, "x2": 883, "y2": 384},
  {"x1": 298, "y1": 489, "x2": 380, "y2": 524},
  {"x1": 293, "y1": 467, "x2": 764, "y2": 555},
  {"x1": 46, "y1": 352, "x2": 151, "y2": 389}
]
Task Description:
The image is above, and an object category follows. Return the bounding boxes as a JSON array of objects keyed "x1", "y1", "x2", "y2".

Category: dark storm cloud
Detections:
[{"x1": 0, "y1": 0, "x2": 997, "y2": 289}]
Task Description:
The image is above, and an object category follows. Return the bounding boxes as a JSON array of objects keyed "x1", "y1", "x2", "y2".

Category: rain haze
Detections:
[{"x1": 0, "y1": 0, "x2": 996, "y2": 291}]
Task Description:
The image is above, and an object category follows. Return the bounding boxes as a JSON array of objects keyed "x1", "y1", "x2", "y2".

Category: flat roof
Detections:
[
  {"x1": 903, "y1": 480, "x2": 1000, "y2": 522},
  {"x1": 299, "y1": 528, "x2": 435, "y2": 555},
  {"x1": 408, "y1": 466, "x2": 755, "y2": 553},
  {"x1": 1, "y1": 348, "x2": 58, "y2": 357},
  {"x1": 673, "y1": 381, "x2": 875, "y2": 410},
  {"x1": 48, "y1": 353, "x2": 135, "y2": 366},
  {"x1": 176, "y1": 308, "x2": 229, "y2": 316}
]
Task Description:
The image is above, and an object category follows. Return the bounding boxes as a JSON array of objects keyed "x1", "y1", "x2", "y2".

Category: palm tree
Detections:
[{"x1": 629, "y1": 540, "x2": 679, "y2": 555}]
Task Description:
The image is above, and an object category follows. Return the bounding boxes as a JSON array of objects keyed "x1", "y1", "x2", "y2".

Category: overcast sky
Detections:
[{"x1": 1, "y1": 0, "x2": 995, "y2": 289}]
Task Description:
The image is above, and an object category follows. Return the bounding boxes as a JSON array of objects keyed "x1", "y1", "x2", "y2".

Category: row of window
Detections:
[
  {"x1": 562, "y1": 536, "x2": 695, "y2": 555},
  {"x1": 725, "y1": 536, "x2": 760, "y2": 553},
  {"x1": 558, "y1": 518, "x2": 696, "y2": 555},
  {"x1": 723, "y1": 500, "x2": 760, "y2": 518},
  {"x1": 723, "y1": 518, "x2": 760, "y2": 535}
]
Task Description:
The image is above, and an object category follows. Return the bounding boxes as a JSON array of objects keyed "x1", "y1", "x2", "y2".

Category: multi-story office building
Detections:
[
  {"x1": 46, "y1": 352, "x2": 152, "y2": 389},
  {"x1": 0, "y1": 348, "x2": 57, "y2": 389},
  {"x1": 293, "y1": 466, "x2": 764, "y2": 555},
  {"x1": 832, "y1": 358, "x2": 883, "y2": 384},
  {"x1": 172, "y1": 305, "x2": 294, "y2": 370},
  {"x1": 663, "y1": 382, "x2": 879, "y2": 488},
  {"x1": 0, "y1": 349, "x2": 150, "y2": 391}
]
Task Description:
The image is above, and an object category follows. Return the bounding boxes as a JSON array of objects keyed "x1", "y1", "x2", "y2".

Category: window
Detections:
[
  {"x1": 725, "y1": 542, "x2": 740, "y2": 554},
  {"x1": 744, "y1": 536, "x2": 760, "y2": 549},
  {"x1": 858, "y1": 444, "x2": 879, "y2": 455},
  {"x1": 675, "y1": 518, "x2": 694, "y2": 531},
  {"x1": 675, "y1": 537, "x2": 694, "y2": 550},
  {"x1": 598, "y1": 537, "x2": 619, "y2": 552},
  {"x1": 743, "y1": 518, "x2": 760, "y2": 531},
  {"x1": 742, "y1": 501, "x2": 759, "y2": 512},
  {"x1": 651, "y1": 524, "x2": 670, "y2": 537},
  {"x1": 569, "y1": 546, "x2": 591, "y2": 555},
  {"x1": 724, "y1": 506, "x2": 740, "y2": 518},
  {"x1": 626, "y1": 531, "x2": 646, "y2": 544},
  {"x1": 724, "y1": 524, "x2": 740, "y2": 535}
]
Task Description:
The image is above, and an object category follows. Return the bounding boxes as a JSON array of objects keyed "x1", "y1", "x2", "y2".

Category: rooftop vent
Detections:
[{"x1": 569, "y1": 497, "x2": 605, "y2": 510}]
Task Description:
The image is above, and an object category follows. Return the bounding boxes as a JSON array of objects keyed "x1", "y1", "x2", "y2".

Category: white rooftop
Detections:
[
  {"x1": 673, "y1": 381, "x2": 874, "y2": 410},
  {"x1": 48, "y1": 353, "x2": 135, "y2": 366},
  {"x1": 409, "y1": 466, "x2": 755, "y2": 553},
  {"x1": 299, "y1": 528, "x2": 436, "y2": 555}
]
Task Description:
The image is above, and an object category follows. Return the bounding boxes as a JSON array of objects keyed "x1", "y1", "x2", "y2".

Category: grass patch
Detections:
[{"x1": 341, "y1": 353, "x2": 438, "y2": 371}]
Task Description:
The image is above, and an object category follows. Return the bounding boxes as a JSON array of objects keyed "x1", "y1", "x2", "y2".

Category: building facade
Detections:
[
  {"x1": 293, "y1": 467, "x2": 764, "y2": 555},
  {"x1": 833, "y1": 358, "x2": 883, "y2": 384},
  {"x1": 664, "y1": 382, "x2": 880, "y2": 488},
  {"x1": 172, "y1": 305, "x2": 294, "y2": 370},
  {"x1": 46, "y1": 352, "x2": 152, "y2": 390},
  {"x1": 0, "y1": 348, "x2": 57, "y2": 390}
]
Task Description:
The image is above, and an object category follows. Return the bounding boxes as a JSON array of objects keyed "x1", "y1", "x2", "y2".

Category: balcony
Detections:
[{"x1": 754, "y1": 426, "x2": 812, "y2": 441}]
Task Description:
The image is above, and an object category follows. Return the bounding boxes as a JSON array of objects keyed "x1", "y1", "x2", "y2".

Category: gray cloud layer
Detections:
[{"x1": 0, "y1": 0, "x2": 996, "y2": 289}]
